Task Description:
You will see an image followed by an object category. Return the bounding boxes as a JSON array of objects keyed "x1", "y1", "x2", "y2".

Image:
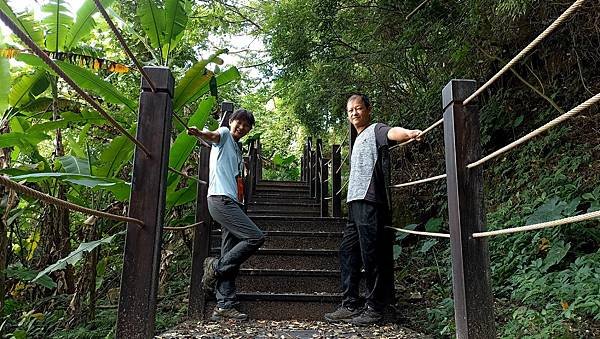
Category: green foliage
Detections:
[
  {"x1": 8, "y1": 70, "x2": 49, "y2": 108},
  {"x1": 0, "y1": 0, "x2": 45, "y2": 47},
  {"x1": 5, "y1": 264, "x2": 56, "y2": 289},
  {"x1": 41, "y1": 0, "x2": 75, "y2": 52},
  {"x1": 65, "y1": 0, "x2": 116, "y2": 50},
  {"x1": 33, "y1": 231, "x2": 125, "y2": 283}
]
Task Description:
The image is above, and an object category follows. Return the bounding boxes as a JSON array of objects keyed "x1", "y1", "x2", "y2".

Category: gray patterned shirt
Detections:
[{"x1": 347, "y1": 123, "x2": 393, "y2": 203}]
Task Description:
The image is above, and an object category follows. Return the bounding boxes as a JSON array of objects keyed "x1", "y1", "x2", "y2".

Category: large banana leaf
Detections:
[
  {"x1": 184, "y1": 66, "x2": 241, "y2": 108},
  {"x1": 54, "y1": 60, "x2": 136, "y2": 112},
  {"x1": 95, "y1": 134, "x2": 135, "y2": 178},
  {"x1": 168, "y1": 96, "x2": 215, "y2": 172},
  {"x1": 64, "y1": 0, "x2": 115, "y2": 50},
  {"x1": 0, "y1": 1, "x2": 44, "y2": 47},
  {"x1": 137, "y1": 0, "x2": 165, "y2": 50},
  {"x1": 0, "y1": 131, "x2": 50, "y2": 149},
  {"x1": 162, "y1": 0, "x2": 189, "y2": 60},
  {"x1": 0, "y1": 52, "x2": 8, "y2": 114},
  {"x1": 10, "y1": 172, "x2": 130, "y2": 201},
  {"x1": 33, "y1": 231, "x2": 125, "y2": 284},
  {"x1": 166, "y1": 184, "x2": 196, "y2": 208},
  {"x1": 17, "y1": 54, "x2": 136, "y2": 112},
  {"x1": 27, "y1": 111, "x2": 105, "y2": 133},
  {"x1": 8, "y1": 70, "x2": 49, "y2": 108},
  {"x1": 58, "y1": 155, "x2": 90, "y2": 175},
  {"x1": 173, "y1": 49, "x2": 226, "y2": 111},
  {"x1": 42, "y1": 0, "x2": 74, "y2": 52}
]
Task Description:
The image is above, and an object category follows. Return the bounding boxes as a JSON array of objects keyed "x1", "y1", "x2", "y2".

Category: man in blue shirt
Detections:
[{"x1": 188, "y1": 109, "x2": 265, "y2": 321}]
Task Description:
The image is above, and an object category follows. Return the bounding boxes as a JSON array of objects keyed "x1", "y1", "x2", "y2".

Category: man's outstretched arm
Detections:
[
  {"x1": 188, "y1": 126, "x2": 221, "y2": 144},
  {"x1": 387, "y1": 127, "x2": 422, "y2": 143}
]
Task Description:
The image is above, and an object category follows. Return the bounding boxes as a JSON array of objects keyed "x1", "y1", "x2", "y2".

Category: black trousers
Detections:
[{"x1": 340, "y1": 200, "x2": 395, "y2": 312}]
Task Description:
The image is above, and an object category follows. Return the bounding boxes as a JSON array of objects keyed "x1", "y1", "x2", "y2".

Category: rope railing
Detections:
[
  {"x1": 336, "y1": 179, "x2": 349, "y2": 196},
  {"x1": 93, "y1": 0, "x2": 157, "y2": 93},
  {"x1": 467, "y1": 92, "x2": 600, "y2": 169},
  {"x1": 0, "y1": 10, "x2": 152, "y2": 158},
  {"x1": 462, "y1": 0, "x2": 587, "y2": 105},
  {"x1": 387, "y1": 226, "x2": 450, "y2": 238},
  {"x1": 473, "y1": 210, "x2": 600, "y2": 238},
  {"x1": 336, "y1": 151, "x2": 350, "y2": 174},
  {"x1": 167, "y1": 167, "x2": 207, "y2": 185},
  {"x1": 390, "y1": 118, "x2": 443, "y2": 151},
  {"x1": 390, "y1": 173, "x2": 447, "y2": 189},
  {"x1": 163, "y1": 221, "x2": 204, "y2": 231},
  {"x1": 0, "y1": 175, "x2": 144, "y2": 226}
]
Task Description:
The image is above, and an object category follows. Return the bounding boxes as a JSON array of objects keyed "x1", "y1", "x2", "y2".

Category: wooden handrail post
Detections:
[
  {"x1": 443, "y1": 79, "x2": 495, "y2": 339},
  {"x1": 117, "y1": 67, "x2": 174, "y2": 338},
  {"x1": 307, "y1": 138, "x2": 313, "y2": 189},
  {"x1": 188, "y1": 145, "x2": 212, "y2": 318},
  {"x1": 256, "y1": 138, "x2": 262, "y2": 182},
  {"x1": 315, "y1": 139, "x2": 322, "y2": 200},
  {"x1": 331, "y1": 144, "x2": 342, "y2": 217},
  {"x1": 321, "y1": 156, "x2": 329, "y2": 217}
]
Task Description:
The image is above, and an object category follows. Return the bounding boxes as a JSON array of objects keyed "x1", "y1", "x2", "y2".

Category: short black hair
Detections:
[
  {"x1": 347, "y1": 93, "x2": 371, "y2": 109},
  {"x1": 229, "y1": 108, "x2": 255, "y2": 127}
]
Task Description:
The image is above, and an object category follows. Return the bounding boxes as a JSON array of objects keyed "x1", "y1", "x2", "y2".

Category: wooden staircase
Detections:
[{"x1": 204, "y1": 179, "x2": 345, "y2": 320}]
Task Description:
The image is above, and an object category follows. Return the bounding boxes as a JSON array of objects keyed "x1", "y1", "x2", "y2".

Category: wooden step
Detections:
[
  {"x1": 211, "y1": 230, "x2": 343, "y2": 250},
  {"x1": 204, "y1": 293, "x2": 341, "y2": 320},
  {"x1": 235, "y1": 269, "x2": 340, "y2": 294},
  {"x1": 210, "y1": 248, "x2": 339, "y2": 270},
  {"x1": 249, "y1": 216, "x2": 345, "y2": 232},
  {"x1": 256, "y1": 180, "x2": 309, "y2": 188}
]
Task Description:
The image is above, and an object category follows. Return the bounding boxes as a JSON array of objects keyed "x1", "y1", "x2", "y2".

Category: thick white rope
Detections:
[
  {"x1": 463, "y1": 0, "x2": 587, "y2": 105},
  {"x1": 387, "y1": 226, "x2": 450, "y2": 238},
  {"x1": 390, "y1": 118, "x2": 444, "y2": 151},
  {"x1": 473, "y1": 210, "x2": 600, "y2": 238},
  {"x1": 468, "y1": 92, "x2": 600, "y2": 168},
  {"x1": 390, "y1": 174, "x2": 447, "y2": 189}
]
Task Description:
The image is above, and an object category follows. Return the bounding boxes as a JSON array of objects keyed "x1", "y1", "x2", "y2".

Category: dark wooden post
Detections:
[
  {"x1": 310, "y1": 152, "x2": 316, "y2": 199},
  {"x1": 188, "y1": 146, "x2": 212, "y2": 318},
  {"x1": 349, "y1": 124, "x2": 357, "y2": 154},
  {"x1": 117, "y1": 67, "x2": 173, "y2": 338},
  {"x1": 321, "y1": 156, "x2": 329, "y2": 217},
  {"x1": 331, "y1": 144, "x2": 342, "y2": 217},
  {"x1": 306, "y1": 138, "x2": 313, "y2": 187},
  {"x1": 301, "y1": 152, "x2": 305, "y2": 182},
  {"x1": 315, "y1": 139, "x2": 322, "y2": 200},
  {"x1": 443, "y1": 79, "x2": 495, "y2": 339},
  {"x1": 256, "y1": 138, "x2": 262, "y2": 183},
  {"x1": 219, "y1": 101, "x2": 234, "y2": 126}
]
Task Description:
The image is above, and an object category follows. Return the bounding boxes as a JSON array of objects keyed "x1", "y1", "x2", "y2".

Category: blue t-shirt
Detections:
[{"x1": 207, "y1": 127, "x2": 242, "y2": 202}]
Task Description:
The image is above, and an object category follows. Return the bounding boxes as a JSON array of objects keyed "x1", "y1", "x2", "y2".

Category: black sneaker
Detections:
[
  {"x1": 201, "y1": 257, "x2": 218, "y2": 293},
  {"x1": 210, "y1": 306, "x2": 248, "y2": 321},
  {"x1": 324, "y1": 305, "x2": 363, "y2": 323},
  {"x1": 348, "y1": 307, "x2": 383, "y2": 326}
]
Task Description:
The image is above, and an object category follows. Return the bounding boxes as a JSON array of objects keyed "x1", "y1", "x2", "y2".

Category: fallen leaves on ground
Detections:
[{"x1": 158, "y1": 319, "x2": 430, "y2": 338}]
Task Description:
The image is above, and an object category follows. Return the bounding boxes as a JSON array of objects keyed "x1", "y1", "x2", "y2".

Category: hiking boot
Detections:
[
  {"x1": 210, "y1": 306, "x2": 248, "y2": 321},
  {"x1": 201, "y1": 257, "x2": 218, "y2": 293},
  {"x1": 348, "y1": 307, "x2": 383, "y2": 326},
  {"x1": 324, "y1": 305, "x2": 363, "y2": 323}
]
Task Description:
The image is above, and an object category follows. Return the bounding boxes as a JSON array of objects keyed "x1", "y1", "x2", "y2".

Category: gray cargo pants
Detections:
[{"x1": 207, "y1": 195, "x2": 265, "y2": 309}]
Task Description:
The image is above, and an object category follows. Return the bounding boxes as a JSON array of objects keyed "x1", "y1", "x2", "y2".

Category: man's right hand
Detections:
[{"x1": 187, "y1": 126, "x2": 202, "y2": 137}]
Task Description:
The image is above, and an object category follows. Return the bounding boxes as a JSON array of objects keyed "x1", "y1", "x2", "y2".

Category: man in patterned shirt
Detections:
[{"x1": 325, "y1": 94, "x2": 422, "y2": 326}]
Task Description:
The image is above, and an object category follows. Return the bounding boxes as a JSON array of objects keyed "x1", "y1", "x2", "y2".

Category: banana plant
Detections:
[{"x1": 137, "y1": 0, "x2": 190, "y2": 65}]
